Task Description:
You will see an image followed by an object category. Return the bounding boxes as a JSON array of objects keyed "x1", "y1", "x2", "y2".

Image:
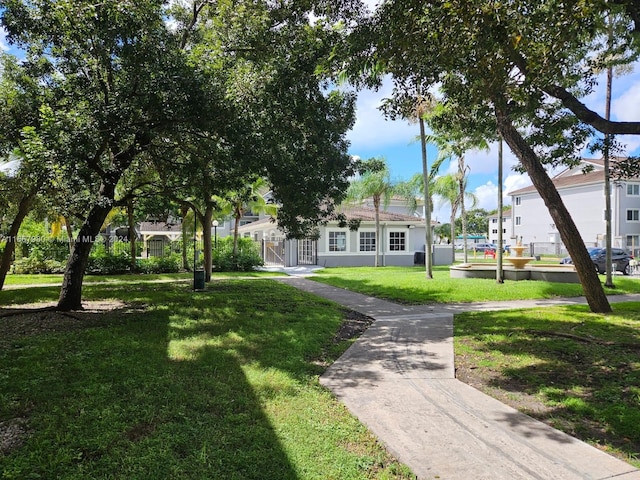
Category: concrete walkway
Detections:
[{"x1": 276, "y1": 276, "x2": 640, "y2": 480}]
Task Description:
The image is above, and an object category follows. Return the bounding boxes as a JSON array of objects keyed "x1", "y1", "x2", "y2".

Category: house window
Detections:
[
  {"x1": 627, "y1": 209, "x2": 640, "y2": 222},
  {"x1": 492, "y1": 229, "x2": 498, "y2": 234},
  {"x1": 359, "y1": 231, "x2": 376, "y2": 252},
  {"x1": 329, "y1": 231, "x2": 347, "y2": 252},
  {"x1": 515, "y1": 197, "x2": 521, "y2": 206},
  {"x1": 627, "y1": 184, "x2": 640, "y2": 196},
  {"x1": 515, "y1": 216, "x2": 521, "y2": 226},
  {"x1": 502, "y1": 228, "x2": 507, "y2": 234},
  {"x1": 491, "y1": 218, "x2": 497, "y2": 224},
  {"x1": 627, "y1": 235, "x2": 639, "y2": 248},
  {"x1": 389, "y1": 231, "x2": 406, "y2": 251}
]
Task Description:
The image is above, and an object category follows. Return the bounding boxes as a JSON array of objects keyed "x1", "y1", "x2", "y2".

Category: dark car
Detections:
[
  {"x1": 560, "y1": 247, "x2": 633, "y2": 275},
  {"x1": 471, "y1": 243, "x2": 497, "y2": 252},
  {"x1": 559, "y1": 247, "x2": 599, "y2": 264}
]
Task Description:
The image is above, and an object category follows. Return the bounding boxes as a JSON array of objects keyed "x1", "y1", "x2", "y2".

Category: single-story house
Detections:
[{"x1": 236, "y1": 205, "x2": 451, "y2": 267}]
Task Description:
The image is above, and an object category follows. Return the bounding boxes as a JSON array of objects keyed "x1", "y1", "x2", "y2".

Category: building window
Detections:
[
  {"x1": 627, "y1": 235, "x2": 639, "y2": 248},
  {"x1": 627, "y1": 184, "x2": 640, "y2": 196},
  {"x1": 492, "y1": 229, "x2": 498, "y2": 234},
  {"x1": 515, "y1": 197, "x2": 521, "y2": 206},
  {"x1": 329, "y1": 231, "x2": 347, "y2": 252},
  {"x1": 389, "y1": 231, "x2": 406, "y2": 251},
  {"x1": 359, "y1": 231, "x2": 376, "y2": 252},
  {"x1": 491, "y1": 218, "x2": 497, "y2": 224},
  {"x1": 515, "y1": 216, "x2": 521, "y2": 226},
  {"x1": 627, "y1": 209, "x2": 640, "y2": 222}
]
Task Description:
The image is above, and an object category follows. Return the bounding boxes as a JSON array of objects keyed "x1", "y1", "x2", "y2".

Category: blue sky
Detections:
[
  {"x1": 346, "y1": 68, "x2": 640, "y2": 223},
  {"x1": 3, "y1": 13, "x2": 640, "y2": 224}
]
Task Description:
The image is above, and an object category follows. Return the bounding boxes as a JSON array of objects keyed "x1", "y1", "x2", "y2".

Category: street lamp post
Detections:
[{"x1": 212, "y1": 220, "x2": 219, "y2": 249}]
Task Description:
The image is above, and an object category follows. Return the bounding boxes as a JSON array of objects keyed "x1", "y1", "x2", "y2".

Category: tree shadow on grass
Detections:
[
  {"x1": 454, "y1": 304, "x2": 640, "y2": 462},
  {"x1": 0, "y1": 286, "x2": 300, "y2": 479}
]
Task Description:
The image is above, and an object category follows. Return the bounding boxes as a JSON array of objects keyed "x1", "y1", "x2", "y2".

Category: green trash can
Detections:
[{"x1": 193, "y1": 270, "x2": 205, "y2": 290}]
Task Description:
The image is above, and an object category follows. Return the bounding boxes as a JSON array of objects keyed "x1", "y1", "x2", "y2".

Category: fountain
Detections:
[{"x1": 506, "y1": 239, "x2": 535, "y2": 269}]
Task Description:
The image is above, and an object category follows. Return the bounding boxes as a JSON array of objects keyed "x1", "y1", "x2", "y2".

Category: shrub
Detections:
[
  {"x1": 12, "y1": 257, "x2": 66, "y2": 274},
  {"x1": 137, "y1": 254, "x2": 181, "y2": 274},
  {"x1": 86, "y1": 252, "x2": 131, "y2": 275},
  {"x1": 213, "y1": 236, "x2": 263, "y2": 271}
]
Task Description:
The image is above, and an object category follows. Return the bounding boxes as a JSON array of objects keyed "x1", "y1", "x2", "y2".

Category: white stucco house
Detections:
[
  {"x1": 235, "y1": 201, "x2": 453, "y2": 267},
  {"x1": 507, "y1": 158, "x2": 640, "y2": 256}
]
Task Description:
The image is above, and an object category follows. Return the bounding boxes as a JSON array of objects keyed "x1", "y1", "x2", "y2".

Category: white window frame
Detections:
[
  {"x1": 328, "y1": 231, "x2": 347, "y2": 252},
  {"x1": 388, "y1": 231, "x2": 406, "y2": 252},
  {"x1": 627, "y1": 209, "x2": 640, "y2": 222},
  {"x1": 627, "y1": 184, "x2": 640, "y2": 197},
  {"x1": 626, "y1": 235, "x2": 640, "y2": 248},
  {"x1": 359, "y1": 231, "x2": 376, "y2": 252},
  {"x1": 515, "y1": 216, "x2": 522, "y2": 226},
  {"x1": 515, "y1": 197, "x2": 521, "y2": 206}
]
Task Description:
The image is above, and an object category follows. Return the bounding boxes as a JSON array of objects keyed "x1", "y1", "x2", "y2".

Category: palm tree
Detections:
[
  {"x1": 345, "y1": 158, "x2": 394, "y2": 267},
  {"x1": 432, "y1": 173, "x2": 478, "y2": 258},
  {"x1": 423, "y1": 132, "x2": 487, "y2": 263}
]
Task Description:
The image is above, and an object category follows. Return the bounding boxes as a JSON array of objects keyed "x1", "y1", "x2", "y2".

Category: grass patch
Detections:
[
  {"x1": 3, "y1": 271, "x2": 281, "y2": 286},
  {"x1": 454, "y1": 302, "x2": 640, "y2": 467},
  {"x1": 0, "y1": 281, "x2": 414, "y2": 479},
  {"x1": 312, "y1": 266, "x2": 640, "y2": 304}
]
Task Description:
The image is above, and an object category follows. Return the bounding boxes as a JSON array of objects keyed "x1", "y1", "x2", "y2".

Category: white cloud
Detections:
[
  {"x1": 347, "y1": 83, "x2": 419, "y2": 150},
  {"x1": 1, "y1": 26, "x2": 9, "y2": 52}
]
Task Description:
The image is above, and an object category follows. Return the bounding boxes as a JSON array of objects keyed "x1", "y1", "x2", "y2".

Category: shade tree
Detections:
[{"x1": 341, "y1": 0, "x2": 640, "y2": 312}]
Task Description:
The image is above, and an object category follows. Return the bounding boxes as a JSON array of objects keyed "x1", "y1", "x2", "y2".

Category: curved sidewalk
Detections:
[{"x1": 277, "y1": 277, "x2": 640, "y2": 480}]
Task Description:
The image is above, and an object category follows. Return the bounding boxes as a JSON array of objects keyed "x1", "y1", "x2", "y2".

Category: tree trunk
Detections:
[
  {"x1": 127, "y1": 198, "x2": 137, "y2": 272},
  {"x1": 57, "y1": 179, "x2": 117, "y2": 311},
  {"x1": 419, "y1": 116, "x2": 433, "y2": 278},
  {"x1": 0, "y1": 192, "x2": 36, "y2": 290},
  {"x1": 604, "y1": 60, "x2": 614, "y2": 288},
  {"x1": 494, "y1": 104, "x2": 611, "y2": 313},
  {"x1": 374, "y1": 195, "x2": 381, "y2": 267},
  {"x1": 449, "y1": 211, "x2": 456, "y2": 261},
  {"x1": 181, "y1": 205, "x2": 189, "y2": 270},
  {"x1": 496, "y1": 138, "x2": 504, "y2": 283},
  {"x1": 232, "y1": 205, "x2": 242, "y2": 268},
  {"x1": 459, "y1": 157, "x2": 469, "y2": 264},
  {"x1": 202, "y1": 206, "x2": 213, "y2": 281}
]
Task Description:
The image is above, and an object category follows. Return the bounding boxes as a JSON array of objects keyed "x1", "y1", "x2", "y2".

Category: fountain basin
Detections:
[
  {"x1": 450, "y1": 263, "x2": 579, "y2": 283},
  {"x1": 506, "y1": 256, "x2": 536, "y2": 269}
]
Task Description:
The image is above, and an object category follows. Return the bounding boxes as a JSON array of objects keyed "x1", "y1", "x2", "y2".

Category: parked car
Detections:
[
  {"x1": 559, "y1": 247, "x2": 599, "y2": 264},
  {"x1": 471, "y1": 243, "x2": 497, "y2": 252},
  {"x1": 560, "y1": 247, "x2": 633, "y2": 275}
]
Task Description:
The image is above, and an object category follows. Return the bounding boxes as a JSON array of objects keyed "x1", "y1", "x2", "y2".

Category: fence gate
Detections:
[
  {"x1": 263, "y1": 239, "x2": 285, "y2": 266},
  {"x1": 297, "y1": 238, "x2": 317, "y2": 265}
]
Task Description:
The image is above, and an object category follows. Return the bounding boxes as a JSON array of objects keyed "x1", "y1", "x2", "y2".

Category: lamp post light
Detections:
[{"x1": 212, "y1": 220, "x2": 219, "y2": 249}]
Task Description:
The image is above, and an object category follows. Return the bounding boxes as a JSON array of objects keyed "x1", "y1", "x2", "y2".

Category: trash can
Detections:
[{"x1": 193, "y1": 270, "x2": 205, "y2": 290}]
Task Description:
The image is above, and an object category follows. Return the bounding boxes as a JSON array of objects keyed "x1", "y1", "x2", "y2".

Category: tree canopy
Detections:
[{"x1": 340, "y1": 0, "x2": 640, "y2": 312}]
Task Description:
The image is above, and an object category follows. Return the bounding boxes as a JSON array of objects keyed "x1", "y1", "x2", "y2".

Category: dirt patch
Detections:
[
  {"x1": 333, "y1": 308, "x2": 375, "y2": 343},
  {"x1": 455, "y1": 355, "x2": 553, "y2": 417},
  {"x1": 0, "y1": 300, "x2": 142, "y2": 340},
  {"x1": 0, "y1": 418, "x2": 30, "y2": 456}
]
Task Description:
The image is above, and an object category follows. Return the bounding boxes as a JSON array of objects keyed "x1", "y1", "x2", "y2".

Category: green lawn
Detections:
[
  {"x1": 312, "y1": 265, "x2": 640, "y2": 304},
  {"x1": 455, "y1": 302, "x2": 640, "y2": 467},
  {"x1": 2, "y1": 270, "x2": 281, "y2": 286},
  {"x1": 3, "y1": 268, "x2": 640, "y2": 475},
  {"x1": 0, "y1": 280, "x2": 414, "y2": 480}
]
